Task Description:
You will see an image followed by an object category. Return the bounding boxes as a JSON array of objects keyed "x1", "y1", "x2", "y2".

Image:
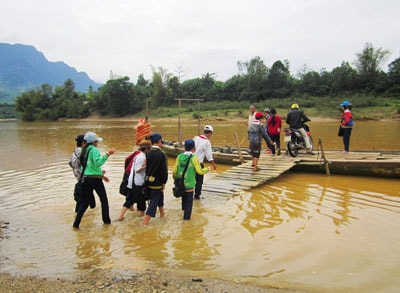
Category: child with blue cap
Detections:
[{"x1": 173, "y1": 139, "x2": 209, "y2": 220}]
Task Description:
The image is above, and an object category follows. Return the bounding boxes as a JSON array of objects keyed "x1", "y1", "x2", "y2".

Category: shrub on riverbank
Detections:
[{"x1": 150, "y1": 96, "x2": 399, "y2": 121}]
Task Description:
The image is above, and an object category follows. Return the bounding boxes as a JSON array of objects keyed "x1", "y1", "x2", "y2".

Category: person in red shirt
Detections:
[{"x1": 267, "y1": 108, "x2": 282, "y2": 155}]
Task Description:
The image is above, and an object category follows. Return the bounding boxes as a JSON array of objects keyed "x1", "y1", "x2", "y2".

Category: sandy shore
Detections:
[
  {"x1": 0, "y1": 221, "x2": 305, "y2": 293},
  {"x1": 0, "y1": 270, "x2": 303, "y2": 293}
]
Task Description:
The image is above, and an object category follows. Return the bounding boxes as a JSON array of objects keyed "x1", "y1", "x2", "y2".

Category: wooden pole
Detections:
[
  {"x1": 197, "y1": 100, "x2": 201, "y2": 135},
  {"x1": 175, "y1": 98, "x2": 204, "y2": 144},
  {"x1": 178, "y1": 99, "x2": 182, "y2": 147},
  {"x1": 233, "y1": 132, "x2": 244, "y2": 163},
  {"x1": 318, "y1": 137, "x2": 330, "y2": 175},
  {"x1": 145, "y1": 100, "x2": 149, "y2": 122}
]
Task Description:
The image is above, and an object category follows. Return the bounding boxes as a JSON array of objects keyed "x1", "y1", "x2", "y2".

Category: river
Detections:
[{"x1": 0, "y1": 118, "x2": 399, "y2": 292}]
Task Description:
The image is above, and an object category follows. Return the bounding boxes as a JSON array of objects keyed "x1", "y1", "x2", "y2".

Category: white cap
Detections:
[
  {"x1": 204, "y1": 125, "x2": 214, "y2": 132},
  {"x1": 84, "y1": 131, "x2": 103, "y2": 143}
]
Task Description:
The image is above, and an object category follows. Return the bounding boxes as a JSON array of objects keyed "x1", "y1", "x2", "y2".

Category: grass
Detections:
[{"x1": 147, "y1": 96, "x2": 400, "y2": 121}]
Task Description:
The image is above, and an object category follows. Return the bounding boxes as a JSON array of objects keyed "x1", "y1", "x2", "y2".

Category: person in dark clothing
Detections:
[
  {"x1": 142, "y1": 133, "x2": 168, "y2": 226},
  {"x1": 286, "y1": 103, "x2": 313, "y2": 154}
]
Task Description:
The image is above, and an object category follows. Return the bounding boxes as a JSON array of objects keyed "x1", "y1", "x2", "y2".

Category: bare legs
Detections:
[{"x1": 252, "y1": 157, "x2": 260, "y2": 171}]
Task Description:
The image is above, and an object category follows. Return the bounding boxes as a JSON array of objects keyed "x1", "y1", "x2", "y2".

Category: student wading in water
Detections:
[
  {"x1": 173, "y1": 139, "x2": 209, "y2": 220},
  {"x1": 118, "y1": 140, "x2": 151, "y2": 221},
  {"x1": 193, "y1": 125, "x2": 216, "y2": 200},
  {"x1": 142, "y1": 133, "x2": 168, "y2": 226},
  {"x1": 73, "y1": 132, "x2": 115, "y2": 229}
]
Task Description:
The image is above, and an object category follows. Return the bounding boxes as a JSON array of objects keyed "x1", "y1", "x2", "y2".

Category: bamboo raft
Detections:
[
  {"x1": 201, "y1": 154, "x2": 298, "y2": 198},
  {"x1": 295, "y1": 150, "x2": 400, "y2": 178},
  {"x1": 199, "y1": 149, "x2": 400, "y2": 199}
]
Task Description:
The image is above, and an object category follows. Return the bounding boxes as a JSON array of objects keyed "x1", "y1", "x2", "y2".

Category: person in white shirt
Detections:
[
  {"x1": 118, "y1": 140, "x2": 151, "y2": 220},
  {"x1": 248, "y1": 104, "x2": 256, "y2": 125},
  {"x1": 193, "y1": 125, "x2": 217, "y2": 199}
]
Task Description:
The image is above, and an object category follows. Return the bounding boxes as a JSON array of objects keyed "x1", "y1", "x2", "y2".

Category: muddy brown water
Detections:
[{"x1": 0, "y1": 119, "x2": 399, "y2": 292}]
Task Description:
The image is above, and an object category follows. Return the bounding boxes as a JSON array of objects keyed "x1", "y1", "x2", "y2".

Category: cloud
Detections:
[{"x1": 1, "y1": 0, "x2": 399, "y2": 83}]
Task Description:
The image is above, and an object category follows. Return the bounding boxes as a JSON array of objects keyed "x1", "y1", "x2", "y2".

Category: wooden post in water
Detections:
[
  {"x1": 197, "y1": 100, "x2": 201, "y2": 136},
  {"x1": 233, "y1": 132, "x2": 244, "y2": 163},
  {"x1": 178, "y1": 99, "x2": 182, "y2": 147},
  {"x1": 175, "y1": 98, "x2": 204, "y2": 146},
  {"x1": 318, "y1": 137, "x2": 330, "y2": 175}
]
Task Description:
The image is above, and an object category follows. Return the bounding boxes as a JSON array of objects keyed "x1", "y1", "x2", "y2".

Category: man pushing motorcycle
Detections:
[{"x1": 286, "y1": 103, "x2": 314, "y2": 155}]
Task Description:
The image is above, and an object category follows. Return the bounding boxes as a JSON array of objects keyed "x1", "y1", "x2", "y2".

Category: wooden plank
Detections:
[{"x1": 201, "y1": 154, "x2": 298, "y2": 198}]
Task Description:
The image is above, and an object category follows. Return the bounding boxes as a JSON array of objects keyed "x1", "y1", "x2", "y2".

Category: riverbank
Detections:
[
  {"x1": 0, "y1": 269, "x2": 307, "y2": 293},
  {"x1": 0, "y1": 223, "x2": 303, "y2": 292},
  {"x1": 72, "y1": 113, "x2": 340, "y2": 123}
]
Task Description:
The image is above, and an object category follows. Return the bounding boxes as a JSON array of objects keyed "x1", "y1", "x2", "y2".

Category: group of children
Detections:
[{"x1": 69, "y1": 126, "x2": 216, "y2": 228}]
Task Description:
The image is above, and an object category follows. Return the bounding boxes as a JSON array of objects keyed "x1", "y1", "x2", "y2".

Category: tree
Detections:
[
  {"x1": 99, "y1": 77, "x2": 133, "y2": 116},
  {"x1": 354, "y1": 42, "x2": 390, "y2": 91},
  {"x1": 237, "y1": 56, "x2": 268, "y2": 102},
  {"x1": 265, "y1": 60, "x2": 293, "y2": 98},
  {"x1": 180, "y1": 78, "x2": 203, "y2": 100},
  {"x1": 167, "y1": 76, "x2": 180, "y2": 102},
  {"x1": 15, "y1": 80, "x2": 89, "y2": 121},
  {"x1": 150, "y1": 66, "x2": 174, "y2": 106},
  {"x1": 386, "y1": 57, "x2": 400, "y2": 95},
  {"x1": 223, "y1": 75, "x2": 243, "y2": 101},
  {"x1": 15, "y1": 84, "x2": 53, "y2": 121},
  {"x1": 329, "y1": 61, "x2": 360, "y2": 94}
]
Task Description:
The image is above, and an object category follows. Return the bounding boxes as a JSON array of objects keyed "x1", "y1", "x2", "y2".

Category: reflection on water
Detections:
[{"x1": 0, "y1": 120, "x2": 400, "y2": 292}]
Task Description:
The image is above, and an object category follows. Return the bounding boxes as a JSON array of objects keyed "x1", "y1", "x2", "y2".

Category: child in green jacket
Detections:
[{"x1": 173, "y1": 139, "x2": 209, "y2": 220}]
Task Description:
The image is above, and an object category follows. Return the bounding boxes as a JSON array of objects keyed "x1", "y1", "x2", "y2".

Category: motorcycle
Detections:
[{"x1": 284, "y1": 124, "x2": 314, "y2": 157}]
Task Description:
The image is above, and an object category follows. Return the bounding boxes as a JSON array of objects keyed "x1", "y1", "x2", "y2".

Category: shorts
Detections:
[{"x1": 249, "y1": 142, "x2": 261, "y2": 158}]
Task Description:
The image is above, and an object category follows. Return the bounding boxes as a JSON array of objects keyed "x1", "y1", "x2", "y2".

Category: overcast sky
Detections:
[{"x1": 1, "y1": 0, "x2": 399, "y2": 83}]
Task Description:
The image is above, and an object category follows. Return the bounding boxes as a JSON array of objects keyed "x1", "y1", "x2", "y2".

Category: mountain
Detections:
[{"x1": 0, "y1": 43, "x2": 102, "y2": 103}]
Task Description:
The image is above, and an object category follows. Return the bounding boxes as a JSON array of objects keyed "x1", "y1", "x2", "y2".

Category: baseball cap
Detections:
[
  {"x1": 184, "y1": 139, "x2": 195, "y2": 151},
  {"x1": 150, "y1": 133, "x2": 163, "y2": 144},
  {"x1": 204, "y1": 125, "x2": 214, "y2": 132},
  {"x1": 84, "y1": 131, "x2": 103, "y2": 143},
  {"x1": 340, "y1": 100, "x2": 350, "y2": 107},
  {"x1": 255, "y1": 112, "x2": 263, "y2": 119}
]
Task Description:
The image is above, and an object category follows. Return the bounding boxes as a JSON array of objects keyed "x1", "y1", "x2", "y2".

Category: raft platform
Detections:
[{"x1": 200, "y1": 150, "x2": 400, "y2": 198}]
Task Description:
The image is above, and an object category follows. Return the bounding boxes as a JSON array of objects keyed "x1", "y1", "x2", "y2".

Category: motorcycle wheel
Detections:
[{"x1": 287, "y1": 141, "x2": 298, "y2": 157}]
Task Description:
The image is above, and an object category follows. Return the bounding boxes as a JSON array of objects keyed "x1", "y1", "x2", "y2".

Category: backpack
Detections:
[
  {"x1": 69, "y1": 148, "x2": 82, "y2": 179},
  {"x1": 124, "y1": 150, "x2": 141, "y2": 174},
  {"x1": 119, "y1": 150, "x2": 141, "y2": 196}
]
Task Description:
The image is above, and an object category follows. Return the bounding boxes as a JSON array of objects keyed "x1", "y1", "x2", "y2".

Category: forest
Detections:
[{"x1": 11, "y1": 43, "x2": 400, "y2": 121}]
